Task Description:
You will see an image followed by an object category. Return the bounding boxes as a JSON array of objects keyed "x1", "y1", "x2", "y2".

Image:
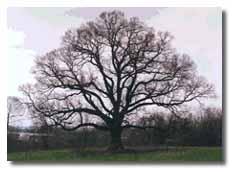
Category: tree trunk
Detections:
[{"x1": 108, "y1": 128, "x2": 124, "y2": 152}]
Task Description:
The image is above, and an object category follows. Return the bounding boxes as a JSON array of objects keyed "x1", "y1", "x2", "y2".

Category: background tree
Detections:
[
  {"x1": 20, "y1": 11, "x2": 214, "y2": 151},
  {"x1": 190, "y1": 107, "x2": 222, "y2": 146},
  {"x1": 7, "y1": 96, "x2": 24, "y2": 130}
]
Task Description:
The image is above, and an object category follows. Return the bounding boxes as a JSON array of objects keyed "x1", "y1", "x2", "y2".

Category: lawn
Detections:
[{"x1": 8, "y1": 147, "x2": 223, "y2": 162}]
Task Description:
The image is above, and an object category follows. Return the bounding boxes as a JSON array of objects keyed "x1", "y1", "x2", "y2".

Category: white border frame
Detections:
[{"x1": 0, "y1": 0, "x2": 228, "y2": 168}]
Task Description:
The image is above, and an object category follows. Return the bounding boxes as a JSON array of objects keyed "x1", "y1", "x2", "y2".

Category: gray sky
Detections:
[{"x1": 7, "y1": 7, "x2": 222, "y2": 108}]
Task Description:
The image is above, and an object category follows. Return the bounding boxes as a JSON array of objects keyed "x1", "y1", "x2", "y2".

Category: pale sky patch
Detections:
[{"x1": 7, "y1": 28, "x2": 36, "y2": 97}]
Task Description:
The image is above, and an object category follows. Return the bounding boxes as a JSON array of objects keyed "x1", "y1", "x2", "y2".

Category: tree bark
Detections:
[{"x1": 108, "y1": 128, "x2": 124, "y2": 152}]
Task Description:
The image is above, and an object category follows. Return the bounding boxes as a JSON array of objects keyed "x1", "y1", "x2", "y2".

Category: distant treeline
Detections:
[{"x1": 8, "y1": 107, "x2": 222, "y2": 153}]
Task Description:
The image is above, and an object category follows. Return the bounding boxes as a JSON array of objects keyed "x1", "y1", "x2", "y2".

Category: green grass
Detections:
[{"x1": 8, "y1": 147, "x2": 223, "y2": 162}]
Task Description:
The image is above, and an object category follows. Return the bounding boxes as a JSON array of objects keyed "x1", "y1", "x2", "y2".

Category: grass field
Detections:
[{"x1": 8, "y1": 147, "x2": 223, "y2": 162}]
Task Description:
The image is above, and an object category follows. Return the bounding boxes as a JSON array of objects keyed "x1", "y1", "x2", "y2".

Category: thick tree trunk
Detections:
[{"x1": 108, "y1": 128, "x2": 124, "y2": 152}]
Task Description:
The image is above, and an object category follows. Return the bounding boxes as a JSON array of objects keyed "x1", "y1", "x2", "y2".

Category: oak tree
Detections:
[{"x1": 21, "y1": 11, "x2": 214, "y2": 151}]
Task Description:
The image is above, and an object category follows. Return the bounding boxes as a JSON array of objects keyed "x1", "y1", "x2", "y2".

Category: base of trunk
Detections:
[
  {"x1": 107, "y1": 132, "x2": 124, "y2": 152},
  {"x1": 107, "y1": 142, "x2": 124, "y2": 152}
]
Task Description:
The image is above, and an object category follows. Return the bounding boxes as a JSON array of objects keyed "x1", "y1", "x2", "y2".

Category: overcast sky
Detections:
[{"x1": 7, "y1": 7, "x2": 222, "y2": 108}]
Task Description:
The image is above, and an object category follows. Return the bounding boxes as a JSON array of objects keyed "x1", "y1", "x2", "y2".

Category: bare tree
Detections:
[
  {"x1": 20, "y1": 11, "x2": 214, "y2": 151},
  {"x1": 7, "y1": 96, "x2": 24, "y2": 130}
]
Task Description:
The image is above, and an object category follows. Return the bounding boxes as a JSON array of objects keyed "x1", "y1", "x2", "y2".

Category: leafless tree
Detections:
[
  {"x1": 20, "y1": 11, "x2": 214, "y2": 151},
  {"x1": 7, "y1": 96, "x2": 24, "y2": 130}
]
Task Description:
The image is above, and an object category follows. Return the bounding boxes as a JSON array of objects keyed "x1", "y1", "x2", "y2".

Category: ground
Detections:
[{"x1": 8, "y1": 147, "x2": 223, "y2": 162}]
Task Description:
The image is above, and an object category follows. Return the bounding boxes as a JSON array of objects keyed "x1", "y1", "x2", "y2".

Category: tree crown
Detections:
[{"x1": 20, "y1": 11, "x2": 214, "y2": 131}]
